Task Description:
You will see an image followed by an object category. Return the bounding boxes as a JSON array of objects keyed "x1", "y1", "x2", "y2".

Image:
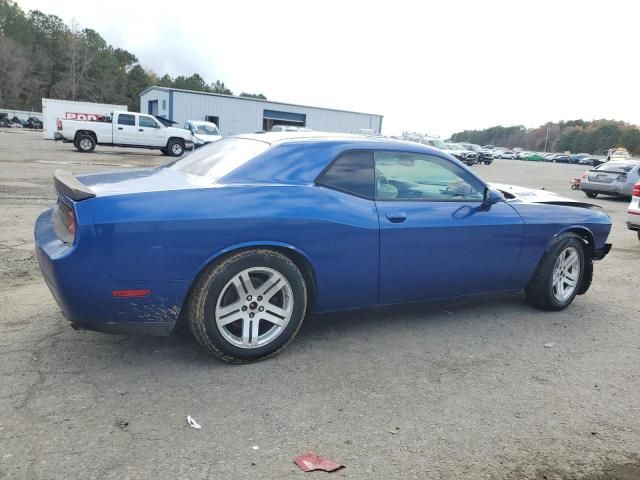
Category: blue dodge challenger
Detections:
[{"x1": 35, "y1": 132, "x2": 612, "y2": 362}]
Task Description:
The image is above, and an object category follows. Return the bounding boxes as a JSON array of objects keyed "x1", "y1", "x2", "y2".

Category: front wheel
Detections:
[
  {"x1": 525, "y1": 236, "x2": 584, "y2": 311},
  {"x1": 584, "y1": 191, "x2": 598, "y2": 198},
  {"x1": 188, "y1": 249, "x2": 308, "y2": 362},
  {"x1": 166, "y1": 139, "x2": 185, "y2": 156}
]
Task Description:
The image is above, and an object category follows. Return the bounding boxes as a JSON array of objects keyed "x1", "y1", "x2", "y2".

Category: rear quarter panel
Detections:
[{"x1": 88, "y1": 184, "x2": 380, "y2": 313}]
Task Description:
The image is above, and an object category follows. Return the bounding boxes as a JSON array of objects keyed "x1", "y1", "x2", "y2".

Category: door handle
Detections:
[
  {"x1": 138, "y1": 129, "x2": 143, "y2": 132},
  {"x1": 385, "y1": 212, "x2": 407, "y2": 223},
  {"x1": 117, "y1": 127, "x2": 123, "y2": 130}
]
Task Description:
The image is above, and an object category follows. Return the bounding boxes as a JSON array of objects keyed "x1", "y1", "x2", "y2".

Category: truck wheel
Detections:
[
  {"x1": 584, "y1": 192, "x2": 598, "y2": 198},
  {"x1": 75, "y1": 134, "x2": 96, "y2": 153},
  {"x1": 188, "y1": 249, "x2": 308, "y2": 363},
  {"x1": 167, "y1": 139, "x2": 185, "y2": 156}
]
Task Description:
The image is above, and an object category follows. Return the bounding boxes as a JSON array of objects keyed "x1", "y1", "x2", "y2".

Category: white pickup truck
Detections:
[{"x1": 54, "y1": 111, "x2": 194, "y2": 156}]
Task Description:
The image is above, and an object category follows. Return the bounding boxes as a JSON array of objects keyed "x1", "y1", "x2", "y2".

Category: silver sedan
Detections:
[{"x1": 580, "y1": 160, "x2": 640, "y2": 198}]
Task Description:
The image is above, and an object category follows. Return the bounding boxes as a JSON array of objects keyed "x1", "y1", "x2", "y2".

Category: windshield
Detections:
[
  {"x1": 194, "y1": 123, "x2": 220, "y2": 135},
  {"x1": 164, "y1": 138, "x2": 269, "y2": 180}
]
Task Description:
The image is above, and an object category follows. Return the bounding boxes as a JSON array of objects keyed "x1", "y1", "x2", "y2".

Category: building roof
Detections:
[{"x1": 139, "y1": 86, "x2": 383, "y2": 119}]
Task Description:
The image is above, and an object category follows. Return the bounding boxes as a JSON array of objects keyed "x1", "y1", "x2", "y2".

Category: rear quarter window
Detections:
[{"x1": 317, "y1": 151, "x2": 374, "y2": 199}]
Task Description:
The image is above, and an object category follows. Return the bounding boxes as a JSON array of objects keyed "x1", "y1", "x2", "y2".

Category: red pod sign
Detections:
[{"x1": 65, "y1": 112, "x2": 104, "y2": 121}]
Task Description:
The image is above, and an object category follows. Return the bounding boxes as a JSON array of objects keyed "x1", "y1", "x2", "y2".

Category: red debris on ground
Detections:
[{"x1": 293, "y1": 453, "x2": 345, "y2": 473}]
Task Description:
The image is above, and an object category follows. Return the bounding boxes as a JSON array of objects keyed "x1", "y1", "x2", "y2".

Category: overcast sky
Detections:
[{"x1": 16, "y1": 0, "x2": 640, "y2": 136}]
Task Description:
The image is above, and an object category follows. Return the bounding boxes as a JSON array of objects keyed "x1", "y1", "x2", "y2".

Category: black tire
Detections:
[
  {"x1": 160, "y1": 147, "x2": 168, "y2": 155},
  {"x1": 188, "y1": 249, "x2": 308, "y2": 363},
  {"x1": 166, "y1": 139, "x2": 185, "y2": 156},
  {"x1": 75, "y1": 134, "x2": 96, "y2": 153},
  {"x1": 485, "y1": 161, "x2": 491, "y2": 165},
  {"x1": 584, "y1": 191, "x2": 598, "y2": 198},
  {"x1": 525, "y1": 236, "x2": 585, "y2": 311}
]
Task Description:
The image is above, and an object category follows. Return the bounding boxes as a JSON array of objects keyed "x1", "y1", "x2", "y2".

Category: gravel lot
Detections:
[{"x1": 1, "y1": 130, "x2": 638, "y2": 480}]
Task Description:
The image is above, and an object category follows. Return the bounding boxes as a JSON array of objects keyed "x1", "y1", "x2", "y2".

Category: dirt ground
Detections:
[{"x1": 0, "y1": 130, "x2": 638, "y2": 479}]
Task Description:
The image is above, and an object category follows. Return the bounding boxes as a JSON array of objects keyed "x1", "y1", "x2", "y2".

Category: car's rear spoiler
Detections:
[{"x1": 54, "y1": 169, "x2": 96, "y2": 201}]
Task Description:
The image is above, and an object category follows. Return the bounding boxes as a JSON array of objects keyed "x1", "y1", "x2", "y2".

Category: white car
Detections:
[
  {"x1": 501, "y1": 151, "x2": 515, "y2": 159},
  {"x1": 184, "y1": 120, "x2": 222, "y2": 147},
  {"x1": 627, "y1": 181, "x2": 640, "y2": 240},
  {"x1": 55, "y1": 111, "x2": 194, "y2": 156}
]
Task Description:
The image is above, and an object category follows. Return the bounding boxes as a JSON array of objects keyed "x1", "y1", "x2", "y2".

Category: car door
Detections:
[
  {"x1": 114, "y1": 113, "x2": 137, "y2": 144},
  {"x1": 137, "y1": 115, "x2": 165, "y2": 146},
  {"x1": 374, "y1": 150, "x2": 524, "y2": 304}
]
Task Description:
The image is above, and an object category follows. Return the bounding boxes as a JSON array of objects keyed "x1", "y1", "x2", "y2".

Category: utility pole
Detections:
[{"x1": 543, "y1": 124, "x2": 550, "y2": 153}]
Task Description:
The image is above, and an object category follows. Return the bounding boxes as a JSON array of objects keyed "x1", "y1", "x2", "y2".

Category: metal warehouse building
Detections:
[{"x1": 139, "y1": 86, "x2": 383, "y2": 137}]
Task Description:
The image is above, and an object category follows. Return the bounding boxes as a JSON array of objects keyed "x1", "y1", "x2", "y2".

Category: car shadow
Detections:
[{"x1": 67, "y1": 292, "x2": 529, "y2": 368}]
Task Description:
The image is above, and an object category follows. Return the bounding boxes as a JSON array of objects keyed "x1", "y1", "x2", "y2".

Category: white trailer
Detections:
[{"x1": 41, "y1": 98, "x2": 127, "y2": 140}]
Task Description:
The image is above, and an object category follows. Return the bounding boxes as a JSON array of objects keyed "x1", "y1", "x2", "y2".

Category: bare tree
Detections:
[{"x1": 0, "y1": 35, "x2": 29, "y2": 108}]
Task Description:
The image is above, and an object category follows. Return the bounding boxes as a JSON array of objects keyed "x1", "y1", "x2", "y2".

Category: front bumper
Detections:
[{"x1": 593, "y1": 243, "x2": 612, "y2": 260}]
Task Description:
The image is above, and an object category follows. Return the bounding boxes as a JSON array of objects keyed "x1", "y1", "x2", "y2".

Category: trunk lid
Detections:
[{"x1": 75, "y1": 167, "x2": 210, "y2": 197}]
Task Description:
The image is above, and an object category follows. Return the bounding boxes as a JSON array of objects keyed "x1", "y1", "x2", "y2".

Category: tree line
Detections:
[
  {"x1": 449, "y1": 119, "x2": 640, "y2": 155},
  {"x1": 0, "y1": 0, "x2": 266, "y2": 112}
]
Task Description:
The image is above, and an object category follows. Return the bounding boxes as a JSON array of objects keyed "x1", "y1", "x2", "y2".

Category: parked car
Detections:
[
  {"x1": 493, "y1": 150, "x2": 505, "y2": 159},
  {"x1": 35, "y1": 132, "x2": 612, "y2": 362},
  {"x1": 580, "y1": 161, "x2": 640, "y2": 198},
  {"x1": 459, "y1": 143, "x2": 493, "y2": 165},
  {"x1": 570, "y1": 153, "x2": 589, "y2": 164},
  {"x1": 24, "y1": 116, "x2": 43, "y2": 129},
  {"x1": 515, "y1": 151, "x2": 530, "y2": 160},
  {"x1": 550, "y1": 154, "x2": 572, "y2": 163},
  {"x1": 627, "y1": 182, "x2": 640, "y2": 241},
  {"x1": 184, "y1": 120, "x2": 222, "y2": 147},
  {"x1": 445, "y1": 143, "x2": 478, "y2": 166},
  {"x1": 501, "y1": 151, "x2": 515, "y2": 159},
  {"x1": 578, "y1": 157, "x2": 606, "y2": 167},
  {"x1": 524, "y1": 153, "x2": 545, "y2": 161},
  {"x1": 605, "y1": 148, "x2": 630, "y2": 162},
  {"x1": 54, "y1": 111, "x2": 194, "y2": 156}
]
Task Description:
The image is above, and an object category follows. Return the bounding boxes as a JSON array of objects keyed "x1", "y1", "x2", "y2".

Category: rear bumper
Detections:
[
  {"x1": 35, "y1": 209, "x2": 186, "y2": 336},
  {"x1": 580, "y1": 181, "x2": 629, "y2": 196},
  {"x1": 53, "y1": 132, "x2": 72, "y2": 143}
]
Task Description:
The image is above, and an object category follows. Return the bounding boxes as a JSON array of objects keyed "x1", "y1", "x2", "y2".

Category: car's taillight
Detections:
[
  {"x1": 616, "y1": 173, "x2": 627, "y2": 182},
  {"x1": 633, "y1": 182, "x2": 640, "y2": 197},
  {"x1": 66, "y1": 209, "x2": 76, "y2": 236},
  {"x1": 56, "y1": 119, "x2": 62, "y2": 130}
]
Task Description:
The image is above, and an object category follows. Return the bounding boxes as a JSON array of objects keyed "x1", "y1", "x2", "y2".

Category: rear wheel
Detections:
[
  {"x1": 584, "y1": 191, "x2": 598, "y2": 198},
  {"x1": 167, "y1": 139, "x2": 185, "y2": 156},
  {"x1": 188, "y1": 249, "x2": 308, "y2": 363},
  {"x1": 525, "y1": 236, "x2": 584, "y2": 311},
  {"x1": 75, "y1": 134, "x2": 96, "y2": 153}
]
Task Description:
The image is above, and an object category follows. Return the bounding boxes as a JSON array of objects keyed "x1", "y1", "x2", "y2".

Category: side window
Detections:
[
  {"x1": 117, "y1": 114, "x2": 135, "y2": 126},
  {"x1": 317, "y1": 151, "x2": 374, "y2": 199},
  {"x1": 139, "y1": 116, "x2": 158, "y2": 128},
  {"x1": 374, "y1": 152, "x2": 484, "y2": 201}
]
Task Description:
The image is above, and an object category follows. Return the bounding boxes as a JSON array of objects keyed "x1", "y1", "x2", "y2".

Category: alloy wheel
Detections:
[
  {"x1": 215, "y1": 267, "x2": 294, "y2": 349},
  {"x1": 552, "y1": 246, "x2": 580, "y2": 302}
]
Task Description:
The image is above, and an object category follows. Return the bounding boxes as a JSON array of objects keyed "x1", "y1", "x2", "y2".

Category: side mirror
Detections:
[{"x1": 483, "y1": 187, "x2": 504, "y2": 207}]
